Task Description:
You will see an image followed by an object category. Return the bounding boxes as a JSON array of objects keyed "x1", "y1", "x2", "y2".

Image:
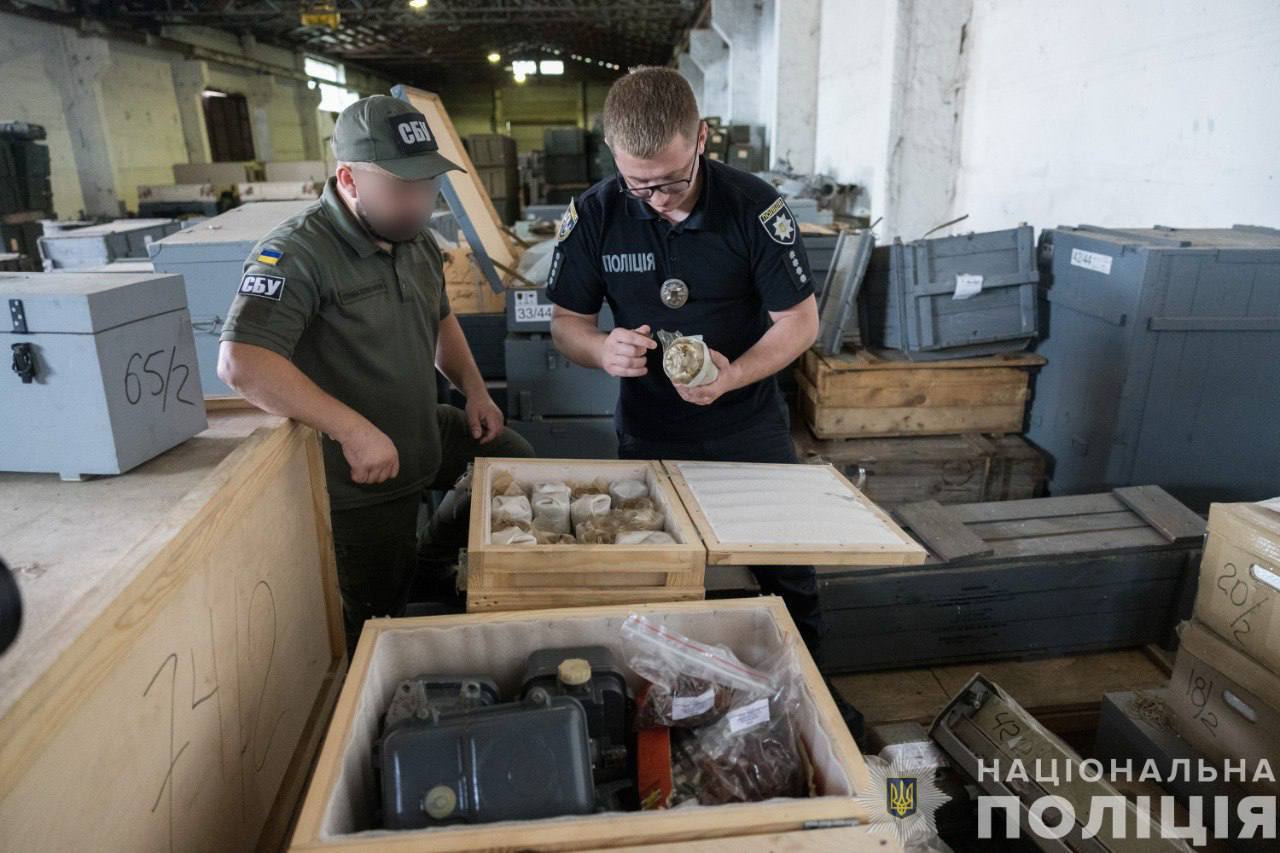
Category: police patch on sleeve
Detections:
[
  {"x1": 556, "y1": 197, "x2": 579, "y2": 243},
  {"x1": 758, "y1": 197, "x2": 797, "y2": 245},
  {"x1": 239, "y1": 272, "x2": 286, "y2": 301}
]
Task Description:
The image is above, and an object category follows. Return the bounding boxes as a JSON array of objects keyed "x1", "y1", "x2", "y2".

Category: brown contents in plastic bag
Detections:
[
  {"x1": 635, "y1": 677, "x2": 734, "y2": 729},
  {"x1": 575, "y1": 515, "x2": 618, "y2": 544},
  {"x1": 669, "y1": 707, "x2": 808, "y2": 805},
  {"x1": 569, "y1": 478, "x2": 611, "y2": 499},
  {"x1": 532, "y1": 528, "x2": 577, "y2": 545}
]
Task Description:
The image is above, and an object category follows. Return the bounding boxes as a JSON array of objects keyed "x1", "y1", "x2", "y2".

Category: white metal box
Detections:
[{"x1": 1, "y1": 271, "x2": 207, "y2": 479}]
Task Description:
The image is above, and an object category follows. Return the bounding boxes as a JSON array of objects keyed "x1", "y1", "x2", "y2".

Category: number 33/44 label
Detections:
[{"x1": 513, "y1": 289, "x2": 553, "y2": 323}]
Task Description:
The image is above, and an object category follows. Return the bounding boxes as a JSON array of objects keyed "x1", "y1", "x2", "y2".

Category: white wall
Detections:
[
  {"x1": 813, "y1": 0, "x2": 894, "y2": 217},
  {"x1": 807, "y1": 0, "x2": 1280, "y2": 237},
  {"x1": 949, "y1": 0, "x2": 1280, "y2": 232}
]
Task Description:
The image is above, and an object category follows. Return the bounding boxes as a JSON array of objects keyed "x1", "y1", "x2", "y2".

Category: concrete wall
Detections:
[
  {"x1": 949, "y1": 0, "x2": 1280, "y2": 232},
  {"x1": 0, "y1": 11, "x2": 391, "y2": 217},
  {"x1": 811, "y1": 0, "x2": 1280, "y2": 237}
]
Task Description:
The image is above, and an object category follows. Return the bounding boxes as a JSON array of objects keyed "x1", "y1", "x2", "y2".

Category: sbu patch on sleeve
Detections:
[{"x1": 238, "y1": 272, "x2": 286, "y2": 301}]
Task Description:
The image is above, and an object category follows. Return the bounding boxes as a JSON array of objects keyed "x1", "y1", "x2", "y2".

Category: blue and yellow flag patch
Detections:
[{"x1": 256, "y1": 248, "x2": 283, "y2": 266}]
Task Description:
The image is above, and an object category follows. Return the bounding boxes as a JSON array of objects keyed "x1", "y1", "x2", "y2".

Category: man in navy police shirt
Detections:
[{"x1": 547, "y1": 67, "x2": 826, "y2": 655}]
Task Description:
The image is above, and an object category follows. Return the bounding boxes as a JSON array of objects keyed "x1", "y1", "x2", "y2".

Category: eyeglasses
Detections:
[{"x1": 617, "y1": 148, "x2": 699, "y2": 199}]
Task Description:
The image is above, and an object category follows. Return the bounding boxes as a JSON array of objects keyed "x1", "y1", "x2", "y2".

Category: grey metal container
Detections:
[
  {"x1": 1, "y1": 271, "x2": 207, "y2": 480},
  {"x1": 802, "y1": 233, "x2": 838, "y2": 292},
  {"x1": 861, "y1": 225, "x2": 1039, "y2": 360},
  {"x1": 148, "y1": 201, "x2": 314, "y2": 395},
  {"x1": 1028, "y1": 224, "x2": 1280, "y2": 510},
  {"x1": 508, "y1": 417, "x2": 618, "y2": 458},
  {"x1": 506, "y1": 285, "x2": 615, "y2": 334},
  {"x1": 38, "y1": 218, "x2": 182, "y2": 270},
  {"x1": 505, "y1": 333, "x2": 619, "y2": 418}
]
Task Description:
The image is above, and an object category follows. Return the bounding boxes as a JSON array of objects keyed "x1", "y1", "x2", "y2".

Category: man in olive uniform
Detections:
[{"x1": 217, "y1": 95, "x2": 532, "y2": 647}]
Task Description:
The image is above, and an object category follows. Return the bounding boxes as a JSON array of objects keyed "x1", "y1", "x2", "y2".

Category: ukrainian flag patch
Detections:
[{"x1": 256, "y1": 248, "x2": 283, "y2": 266}]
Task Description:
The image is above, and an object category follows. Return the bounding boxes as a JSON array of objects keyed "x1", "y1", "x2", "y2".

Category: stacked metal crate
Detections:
[
  {"x1": 466, "y1": 133, "x2": 520, "y2": 226},
  {"x1": 0, "y1": 123, "x2": 52, "y2": 266},
  {"x1": 1029, "y1": 224, "x2": 1280, "y2": 510},
  {"x1": 38, "y1": 219, "x2": 182, "y2": 270},
  {"x1": 795, "y1": 224, "x2": 1047, "y2": 509},
  {"x1": 148, "y1": 201, "x2": 314, "y2": 396},
  {"x1": 503, "y1": 280, "x2": 620, "y2": 459},
  {"x1": 542, "y1": 127, "x2": 591, "y2": 204}
]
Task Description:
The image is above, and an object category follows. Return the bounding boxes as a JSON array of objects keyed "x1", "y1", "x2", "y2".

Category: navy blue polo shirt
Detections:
[{"x1": 546, "y1": 157, "x2": 815, "y2": 441}]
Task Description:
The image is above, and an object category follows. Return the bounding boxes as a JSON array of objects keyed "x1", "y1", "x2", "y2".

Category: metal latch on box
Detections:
[{"x1": 11, "y1": 344, "x2": 36, "y2": 383}]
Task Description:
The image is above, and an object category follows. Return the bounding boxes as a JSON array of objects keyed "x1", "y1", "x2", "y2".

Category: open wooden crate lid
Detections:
[{"x1": 662, "y1": 460, "x2": 927, "y2": 566}]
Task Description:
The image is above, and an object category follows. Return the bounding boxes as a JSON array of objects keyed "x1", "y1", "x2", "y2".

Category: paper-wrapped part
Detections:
[
  {"x1": 533, "y1": 482, "x2": 571, "y2": 501},
  {"x1": 619, "y1": 495, "x2": 658, "y2": 512},
  {"x1": 492, "y1": 526, "x2": 537, "y2": 545},
  {"x1": 532, "y1": 528, "x2": 577, "y2": 545},
  {"x1": 658, "y1": 331, "x2": 719, "y2": 388},
  {"x1": 608, "y1": 480, "x2": 649, "y2": 504},
  {"x1": 618, "y1": 506, "x2": 666, "y2": 532},
  {"x1": 570, "y1": 479, "x2": 612, "y2": 499},
  {"x1": 576, "y1": 516, "x2": 617, "y2": 544},
  {"x1": 571, "y1": 493, "x2": 612, "y2": 526},
  {"x1": 616, "y1": 530, "x2": 677, "y2": 545},
  {"x1": 492, "y1": 494, "x2": 532, "y2": 526},
  {"x1": 532, "y1": 491, "x2": 571, "y2": 534}
]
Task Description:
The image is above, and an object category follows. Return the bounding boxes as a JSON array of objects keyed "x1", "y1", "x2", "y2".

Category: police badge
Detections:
[{"x1": 758, "y1": 197, "x2": 797, "y2": 245}]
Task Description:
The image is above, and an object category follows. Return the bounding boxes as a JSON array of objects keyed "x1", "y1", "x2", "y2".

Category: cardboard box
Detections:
[
  {"x1": 290, "y1": 598, "x2": 874, "y2": 851},
  {"x1": 1193, "y1": 501, "x2": 1280, "y2": 672},
  {"x1": 1167, "y1": 620, "x2": 1280, "y2": 795}
]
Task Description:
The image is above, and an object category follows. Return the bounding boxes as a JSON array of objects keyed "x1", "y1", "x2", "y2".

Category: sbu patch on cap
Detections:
[{"x1": 387, "y1": 112, "x2": 438, "y2": 155}]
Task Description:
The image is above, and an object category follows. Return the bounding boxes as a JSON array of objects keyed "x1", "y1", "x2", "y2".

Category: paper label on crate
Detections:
[
  {"x1": 671, "y1": 689, "x2": 716, "y2": 720},
  {"x1": 726, "y1": 698, "x2": 770, "y2": 734},
  {"x1": 1070, "y1": 248, "x2": 1113, "y2": 275},
  {"x1": 953, "y1": 273, "x2": 984, "y2": 300},
  {"x1": 512, "y1": 289, "x2": 553, "y2": 323}
]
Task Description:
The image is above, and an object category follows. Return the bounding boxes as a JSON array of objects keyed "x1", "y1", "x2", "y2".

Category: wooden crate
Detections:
[
  {"x1": 289, "y1": 598, "x2": 877, "y2": 851},
  {"x1": 0, "y1": 411, "x2": 345, "y2": 852},
  {"x1": 467, "y1": 458, "x2": 926, "y2": 612},
  {"x1": 818, "y1": 486, "x2": 1206, "y2": 673},
  {"x1": 442, "y1": 244, "x2": 508, "y2": 314},
  {"x1": 467, "y1": 458, "x2": 707, "y2": 612},
  {"x1": 797, "y1": 346, "x2": 1045, "y2": 439},
  {"x1": 793, "y1": 427, "x2": 1046, "y2": 507}
]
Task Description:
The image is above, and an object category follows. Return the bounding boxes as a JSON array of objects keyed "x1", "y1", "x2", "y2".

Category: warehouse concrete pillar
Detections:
[
  {"x1": 294, "y1": 80, "x2": 323, "y2": 160},
  {"x1": 688, "y1": 28, "x2": 730, "y2": 121},
  {"x1": 48, "y1": 30, "x2": 120, "y2": 216},
  {"x1": 880, "y1": 0, "x2": 973, "y2": 240},
  {"x1": 769, "y1": 0, "x2": 821, "y2": 172},
  {"x1": 244, "y1": 76, "x2": 276, "y2": 162},
  {"x1": 171, "y1": 58, "x2": 212, "y2": 165},
  {"x1": 675, "y1": 51, "x2": 705, "y2": 113},
  {"x1": 710, "y1": 0, "x2": 765, "y2": 126}
]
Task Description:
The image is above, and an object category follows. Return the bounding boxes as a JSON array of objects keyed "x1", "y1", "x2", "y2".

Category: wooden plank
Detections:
[
  {"x1": 892, "y1": 500, "x2": 992, "y2": 561},
  {"x1": 811, "y1": 347, "x2": 1046, "y2": 373},
  {"x1": 393, "y1": 86, "x2": 517, "y2": 271},
  {"x1": 987, "y1": 526, "x2": 1173, "y2": 558},
  {"x1": 798, "y1": 372, "x2": 1029, "y2": 438},
  {"x1": 605, "y1": 826, "x2": 899, "y2": 852},
  {"x1": 966, "y1": 510, "x2": 1149, "y2": 541},
  {"x1": 947, "y1": 491, "x2": 1128, "y2": 523},
  {"x1": 1113, "y1": 485, "x2": 1207, "y2": 543}
]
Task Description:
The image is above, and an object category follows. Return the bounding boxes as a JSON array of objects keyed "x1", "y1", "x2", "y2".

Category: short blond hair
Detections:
[{"x1": 602, "y1": 66, "x2": 701, "y2": 158}]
